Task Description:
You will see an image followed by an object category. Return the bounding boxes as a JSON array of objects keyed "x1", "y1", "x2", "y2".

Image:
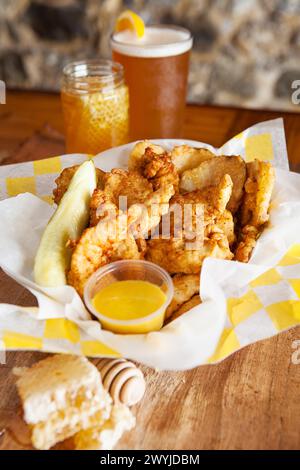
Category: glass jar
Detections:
[{"x1": 61, "y1": 60, "x2": 129, "y2": 155}]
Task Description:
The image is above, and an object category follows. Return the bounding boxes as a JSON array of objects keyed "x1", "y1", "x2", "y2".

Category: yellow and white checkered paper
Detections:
[{"x1": 0, "y1": 118, "x2": 299, "y2": 370}]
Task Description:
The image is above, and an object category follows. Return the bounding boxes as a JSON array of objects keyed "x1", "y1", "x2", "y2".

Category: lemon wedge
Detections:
[
  {"x1": 34, "y1": 160, "x2": 97, "y2": 287},
  {"x1": 115, "y1": 10, "x2": 145, "y2": 38}
]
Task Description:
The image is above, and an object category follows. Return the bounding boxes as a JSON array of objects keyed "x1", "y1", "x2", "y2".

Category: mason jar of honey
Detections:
[{"x1": 61, "y1": 60, "x2": 129, "y2": 155}]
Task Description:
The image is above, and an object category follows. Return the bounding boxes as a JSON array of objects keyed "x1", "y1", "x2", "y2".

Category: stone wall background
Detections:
[{"x1": 0, "y1": 0, "x2": 300, "y2": 112}]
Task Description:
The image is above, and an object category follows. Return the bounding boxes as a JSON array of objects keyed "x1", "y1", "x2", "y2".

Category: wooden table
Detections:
[{"x1": 0, "y1": 91, "x2": 300, "y2": 450}]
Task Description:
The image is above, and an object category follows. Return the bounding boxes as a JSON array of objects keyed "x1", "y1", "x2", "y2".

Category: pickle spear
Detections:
[{"x1": 34, "y1": 160, "x2": 97, "y2": 287}]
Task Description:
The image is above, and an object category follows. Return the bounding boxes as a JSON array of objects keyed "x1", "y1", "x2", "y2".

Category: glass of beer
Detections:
[
  {"x1": 111, "y1": 25, "x2": 192, "y2": 140},
  {"x1": 61, "y1": 60, "x2": 129, "y2": 155}
]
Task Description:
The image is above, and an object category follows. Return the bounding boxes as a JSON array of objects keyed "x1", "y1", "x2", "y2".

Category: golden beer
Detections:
[{"x1": 111, "y1": 25, "x2": 192, "y2": 140}]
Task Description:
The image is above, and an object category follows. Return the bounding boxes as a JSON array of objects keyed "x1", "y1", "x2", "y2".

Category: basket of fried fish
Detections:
[{"x1": 34, "y1": 141, "x2": 275, "y2": 324}]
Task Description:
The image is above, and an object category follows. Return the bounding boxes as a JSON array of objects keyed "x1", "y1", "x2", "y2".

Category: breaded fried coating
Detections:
[
  {"x1": 68, "y1": 219, "x2": 142, "y2": 297},
  {"x1": 89, "y1": 189, "x2": 116, "y2": 227},
  {"x1": 235, "y1": 225, "x2": 259, "y2": 263},
  {"x1": 128, "y1": 141, "x2": 165, "y2": 172},
  {"x1": 240, "y1": 160, "x2": 275, "y2": 227},
  {"x1": 234, "y1": 160, "x2": 275, "y2": 263},
  {"x1": 89, "y1": 169, "x2": 154, "y2": 227},
  {"x1": 214, "y1": 209, "x2": 235, "y2": 246},
  {"x1": 171, "y1": 174, "x2": 234, "y2": 241},
  {"x1": 128, "y1": 184, "x2": 175, "y2": 236},
  {"x1": 53, "y1": 165, "x2": 105, "y2": 205},
  {"x1": 147, "y1": 234, "x2": 233, "y2": 274},
  {"x1": 141, "y1": 147, "x2": 179, "y2": 192},
  {"x1": 180, "y1": 155, "x2": 246, "y2": 213},
  {"x1": 171, "y1": 145, "x2": 215, "y2": 174},
  {"x1": 180, "y1": 173, "x2": 233, "y2": 213},
  {"x1": 128, "y1": 142, "x2": 179, "y2": 193},
  {"x1": 89, "y1": 169, "x2": 156, "y2": 227},
  {"x1": 165, "y1": 273, "x2": 200, "y2": 319},
  {"x1": 146, "y1": 176, "x2": 234, "y2": 274},
  {"x1": 103, "y1": 169, "x2": 153, "y2": 207}
]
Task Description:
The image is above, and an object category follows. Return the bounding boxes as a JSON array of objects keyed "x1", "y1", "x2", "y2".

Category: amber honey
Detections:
[{"x1": 61, "y1": 60, "x2": 129, "y2": 155}]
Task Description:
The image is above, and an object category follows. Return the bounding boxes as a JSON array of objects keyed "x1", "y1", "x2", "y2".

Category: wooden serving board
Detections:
[{"x1": 0, "y1": 92, "x2": 300, "y2": 450}]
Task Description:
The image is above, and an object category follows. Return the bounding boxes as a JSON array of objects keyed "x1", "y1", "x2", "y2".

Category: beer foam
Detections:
[{"x1": 111, "y1": 26, "x2": 193, "y2": 58}]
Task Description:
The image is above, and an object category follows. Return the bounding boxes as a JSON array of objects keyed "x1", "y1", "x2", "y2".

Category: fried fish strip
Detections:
[
  {"x1": 147, "y1": 234, "x2": 233, "y2": 274},
  {"x1": 127, "y1": 183, "x2": 175, "y2": 237},
  {"x1": 180, "y1": 155, "x2": 246, "y2": 213},
  {"x1": 89, "y1": 189, "x2": 117, "y2": 227},
  {"x1": 103, "y1": 168, "x2": 153, "y2": 206},
  {"x1": 179, "y1": 173, "x2": 233, "y2": 213},
  {"x1": 171, "y1": 174, "x2": 234, "y2": 244},
  {"x1": 171, "y1": 145, "x2": 215, "y2": 174},
  {"x1": 89, "y1": 170, "x2": 153, "y2": 226},
  {"x1": 68, "y1": 215, "x2": 142, "y2": 297},
  {"x1": 240, "y1": 160, "x2": 275, "y2": 227},
  {"x1": 53, "y1": 165, "x2": 105, "y2": 205},
  {"x1": 235, "y1": 160, "x2": 275, "y2": 263},
  {"x1": 146, "y1": 176, "x2": 234, "y2": 274},
  {"x1": 165, "y1": 273, "x2": 200, "y2": 319},
  {"x1": 214, "y1": 209, "x2": 235, "y2": 246}
]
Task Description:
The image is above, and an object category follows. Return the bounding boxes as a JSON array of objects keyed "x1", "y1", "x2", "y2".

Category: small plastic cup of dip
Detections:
[{"x1": 84, "y1": 260, "x2": 174, "y2": 334}]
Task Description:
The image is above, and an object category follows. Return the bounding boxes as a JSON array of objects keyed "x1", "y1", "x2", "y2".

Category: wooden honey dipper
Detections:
[{"x1": 97, "y1": 358, "x2": 145, "y2": 406}]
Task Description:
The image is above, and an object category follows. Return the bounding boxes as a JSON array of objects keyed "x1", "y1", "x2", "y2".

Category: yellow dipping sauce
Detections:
[{"x1": 92, "y1": 280, "x2": 167, "y2": 334}]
